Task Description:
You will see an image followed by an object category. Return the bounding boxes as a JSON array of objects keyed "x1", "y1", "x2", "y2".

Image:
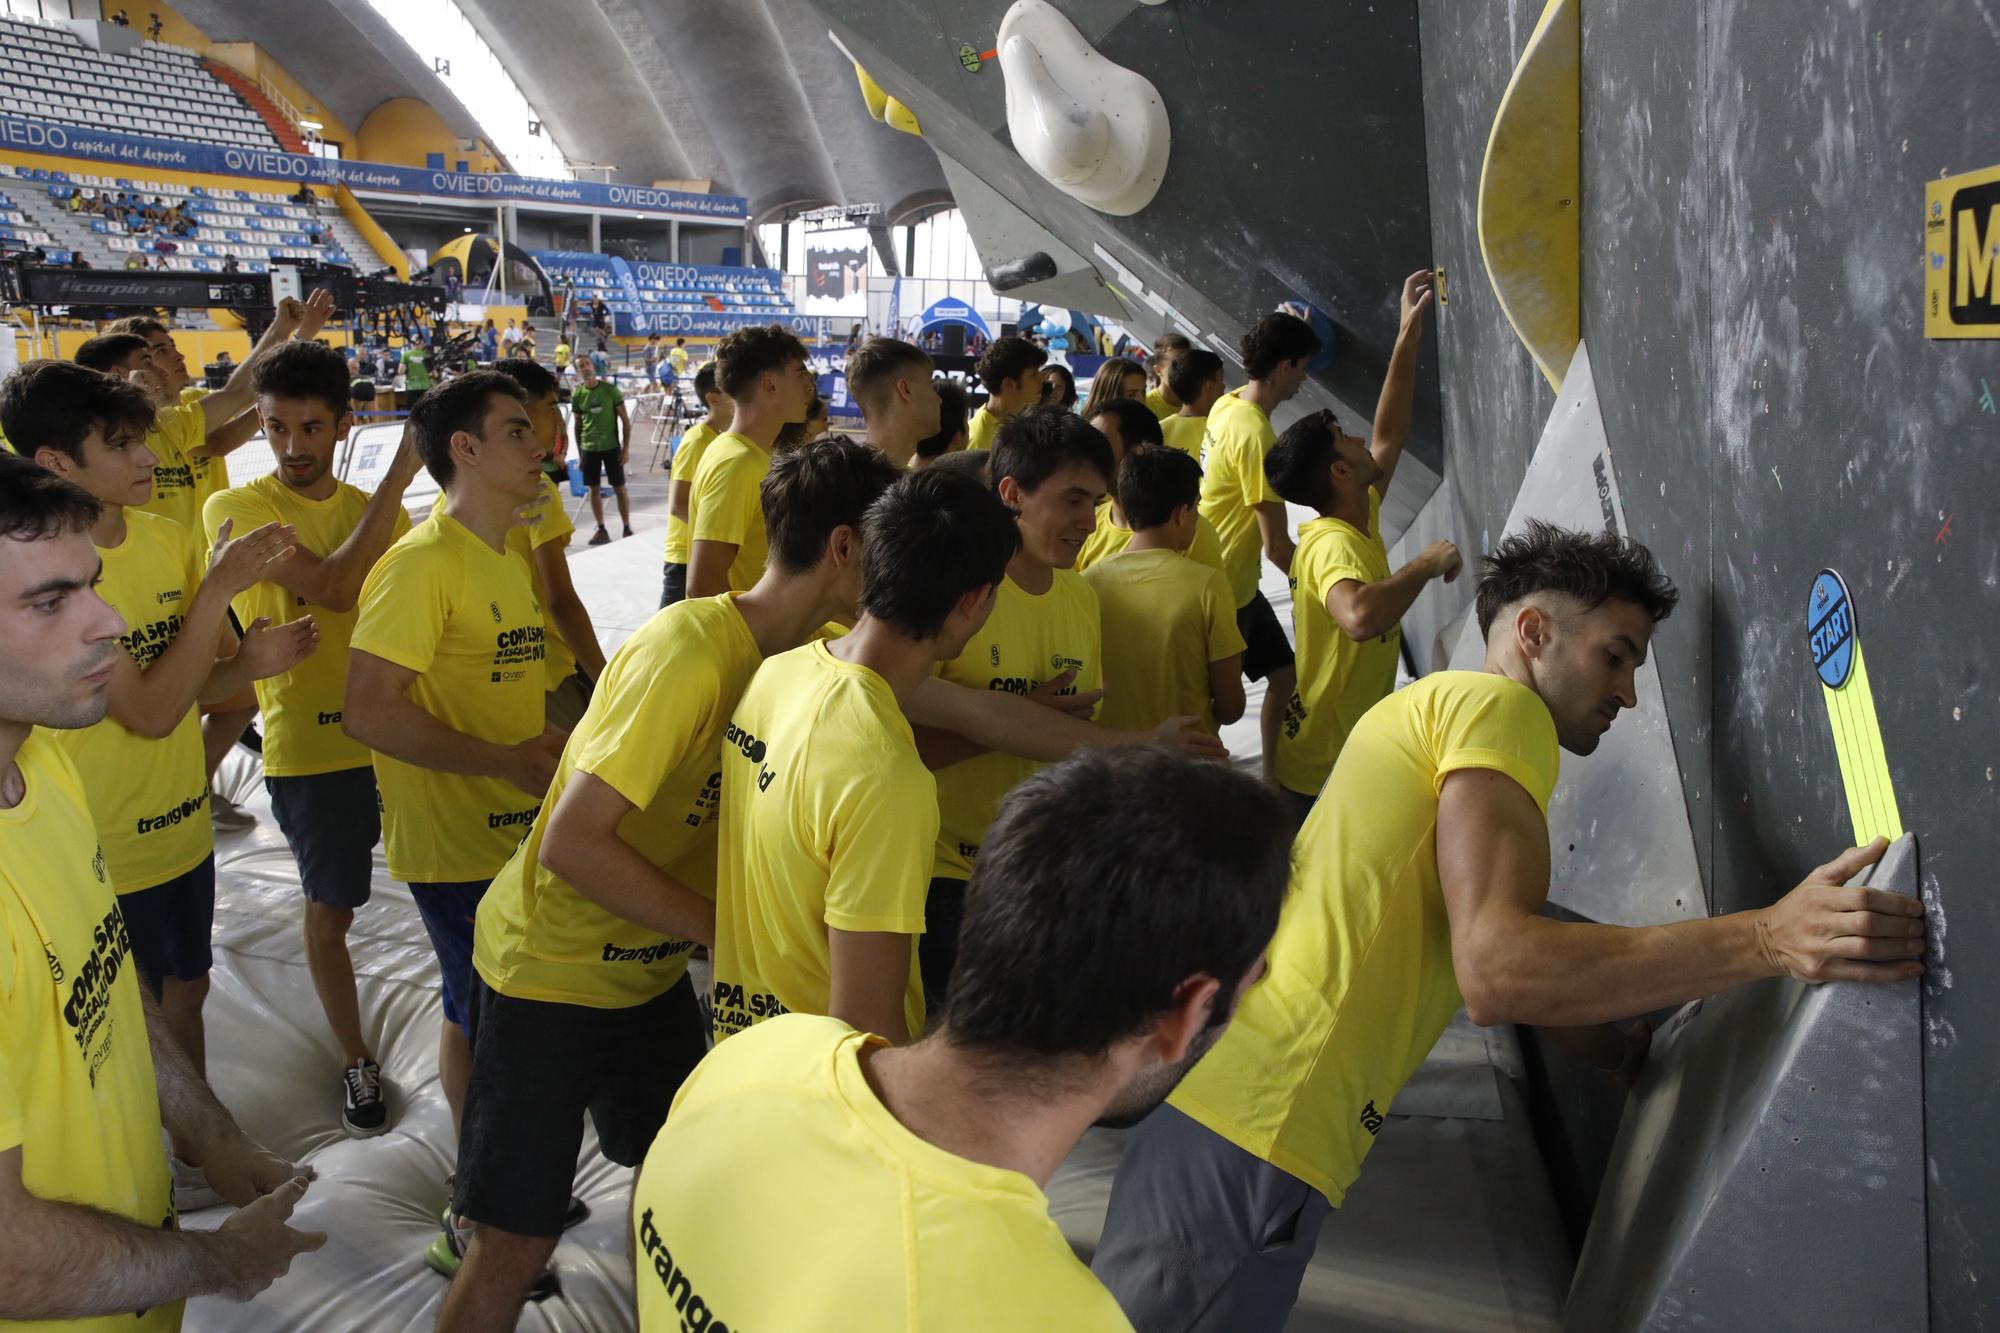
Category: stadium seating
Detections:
[{"x1": 0, "y1": 16, "x2": 280, "y2": 149}]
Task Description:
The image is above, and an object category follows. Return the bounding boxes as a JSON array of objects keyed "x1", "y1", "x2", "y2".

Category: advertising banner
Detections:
[{"x1": 801, "y1": 225, "x2": 869, "y2": 316}]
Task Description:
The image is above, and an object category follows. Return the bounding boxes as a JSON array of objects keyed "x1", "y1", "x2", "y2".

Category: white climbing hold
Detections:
[{"x1": 997, "y1": 0, "x2": 1170, "y2": 215}]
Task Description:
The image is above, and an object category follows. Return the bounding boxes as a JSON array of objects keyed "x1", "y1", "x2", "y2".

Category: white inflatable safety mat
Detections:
[{"x1": 177, "y1": 524, "x2": 1567, "y2": 1331}]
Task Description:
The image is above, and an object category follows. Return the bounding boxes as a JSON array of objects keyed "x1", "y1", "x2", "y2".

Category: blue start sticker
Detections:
[{"x1": 1807, "y1": 568, "x2": 1856, "y2": 690}]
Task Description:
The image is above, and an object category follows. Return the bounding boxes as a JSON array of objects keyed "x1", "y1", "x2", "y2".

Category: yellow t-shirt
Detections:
[
  {"x1": 932, "y1": 570, "x2": 1101, "y2": 880},
  {"x1": 663, "y1": 420, "x2": 719, "y2": 565},
  {"x1": 0, "y1": 733, "x2": 179, "y2": 1333},
  {"x1": 712, "y1": 642, "x2": 933, "y2": 1042},
  {"x1": 1143, "y1": 386, "x2": 1175, "y2": 419},
  {"x1": 351, "y1": 514, "x2": 549, "y2": 884},
  {"x1": 134, "y1": 397, "x2": 207, "y2": 531},
  {"x1": 179, "y1": 386, "x2": 232, "y2": 514},
  {"x1": 688, "y1": 431, "x2": 772, "y2": 592},
  {"x1": 431, "y1": 477, "x2": 577, "y2": 687},
  {"x1": 633, "y1": 1015, "x2": 1134, "y2": 1333},
  {"x1": 1161, "y1": 412, "x2": 1207, "y2": 459},
  {"x1": 474, "y1": 594, "x2": 763, "y2": 1009},
  {"x1": 55, "y1": 510, "x2": 211, "y2": 894},
  {"x1": 1170, "y1": 671, "x2": 1561, "y2": 1204},
  {"x1": 205, "y1": 475, "x2": 413, "y2": 777},
  {"x1": 966, "y1": 403, "x2": 1001, "y2": 451},
  {"x1": 1085, "y1": 548, "x2": 1246, "y2": 734},
  {"x1": 669, "y1": 345, "x2": 690, "y2": 375},
  {"x1": 1076, "y1": 501, "x2": 1227, "y2": 575},
  {"x1": 1197, "y1": 390, "x2": 1281, "y2": 607},
  {"x1": 1275, "y1": 490, "x2": 1400, "y2": 798}
]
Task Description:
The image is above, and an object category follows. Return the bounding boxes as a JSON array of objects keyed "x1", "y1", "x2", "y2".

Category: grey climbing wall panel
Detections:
[
  {"x1": 1564, "y1": 836, "x2": 1926, "y2": 1332},
  {"x1": 1446, "y1": 343, "x2": 1707, "y2": 930}
]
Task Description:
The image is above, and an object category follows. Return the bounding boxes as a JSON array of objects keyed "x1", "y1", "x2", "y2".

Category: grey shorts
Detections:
[{"x1": 1092, "y1": 1103, "x2": 1332, "y2": 1333}]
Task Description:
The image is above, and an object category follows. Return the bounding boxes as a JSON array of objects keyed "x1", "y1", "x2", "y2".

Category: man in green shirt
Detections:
[
  {"x1": 402, "y1": 343, "x2": 432, "y2": 395},
  {"x1": 571, "y1": 355, "x2": 632, "y2": 545}
]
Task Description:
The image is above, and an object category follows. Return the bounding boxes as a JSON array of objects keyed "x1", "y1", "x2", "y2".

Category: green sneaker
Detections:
[{"x1": 423, "y1": 1209, "x2": 560, "y2": 1301}]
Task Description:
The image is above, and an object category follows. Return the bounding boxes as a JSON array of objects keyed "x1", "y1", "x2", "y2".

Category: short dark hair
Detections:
[
  {"x1": 1081, "y1": 356, "x2": 1146, "y2": 422},
  {"x1": 991, "y1": 404, "x2": 1114, "y2": 497},
  {"x1": 974, "y1": 334, "x2": 1047, "y2": 393},
  {"x1": 407, "y1": 370, "x2": 526, "y2": 488},
  {"x1": 253, "y1": 340, "x2": 351, "y2": 418},
  {"x1": 1264, "y1": 410, "x2": 1340, "y2": 512},
  {"x1": 1167, "y1": 348, "x2": 1224, "y2": 405},
  {"x1": 692, "y1": 363, "x2": 719, "y2": 402},
  {"x1": 1118, "y1": 445, "x2": 1203, "y2": 530},
  {"x1": 1087, "y1": 398, "x2": 1163, "y2": 456},
  {"x1": 72, "y1": 333, "x2": 150, "y2": 373},
  {"x1": 1240, "y1": 311, "x2": 1321, "y2": 380},
  {"x1": 0, "y1": 451, "x2": 101, "y2": 540},
  {"x1": 844, "y1": 337, "x2": 933, "y2": 417},
  {"x1": 761, "y1": 436, "x2": 901, "y2": 575},
  {"x1": 924, "y1": 448, "x2": 989, "y2": 485},
  {"x1": 1474, "y1": 519, "x2": 1680, "y2": 636},
  {"x1": 856, "y1": 468, "x2": 1020, "y2": 638},
  {"x1": 1038, "y1": 363, "x2": 1077, "y2": 410},
  {"x1": 916, "y1": 379, "x2": 968, "y2": 459},
  {"x1": 714, "y1": 323, "x2": 807, "y2": 399},
  {"x1": 0, "y1": 360, "x2": 155, "y2": 464},
  {"x1": 102, "y1": 315, "x2": 168, "y2": 339},
  {"x1": 487, "y1": 356, "x2": 559, "y2": 403},
  {"x1": 944, "y1": 748, "x2": 1291, "y2": 1057}
]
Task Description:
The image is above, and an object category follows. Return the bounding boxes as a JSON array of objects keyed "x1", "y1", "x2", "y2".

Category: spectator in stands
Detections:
[
  {"x1": 123, "y1": 253, "x2": 145, "y2": 272},
  {"x1": 68, "y1": 251, "x2": 89, "y2": 270},
  {"x1": 148, "y1": 10, "x2": 163, "y2": 38},
  {"x1": 111, "y1": 6, "x2": 130, "y2": 24},
  {"x1": 65, "y1": 190, "x2": 82, "y2": 214},
  {"x1": 222, "y1": 256, "x2": 240, "y2": 275},
  {"x1": 589, "y1": 296, "x2": 609, "y2": 336}
]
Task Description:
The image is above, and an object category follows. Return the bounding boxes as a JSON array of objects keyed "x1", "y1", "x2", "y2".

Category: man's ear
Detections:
[
  {"x1": 1514, "y1": 601, "x2": 1552, "y2": 657},
  {"x1": 31, "y1": 446, "x2": 76, "y2": 478},
  {"x1": 826, "y1": 522, "x2": 859, "y2": 568},
  {"x1": 996, "y1": 474, "x2": 1024, "y2": 510},
  {"x1": 1148, "y1": 973, "x2": 1224, "y2": 1065},
  {"x1": 335, "y1": 411, "x2": 356, "y2": 442},
  {"x1": 448, "y1": 428, "x2": 480, "y2": 473}
]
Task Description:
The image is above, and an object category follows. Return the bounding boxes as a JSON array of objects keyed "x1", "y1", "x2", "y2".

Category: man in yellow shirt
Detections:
[
  {"x1": 1161, "y1": 347, "x2": 1224, "y2": 459},
  {"x1": 660, "y1": 362, "x2": 733, "y2": 607},
  {"x1": 1095, "y1": 524, "x2": 1929, "y2": 1332},
  {"x1": 432, "y1": 437, "x2": 906, "y2": 1330},
  {"x1": 687, "y1": 324, "x2": 814, "y2": 598},
  {"x1": 344, "y1": 371, "x2": 567, "y2": 1149},
  {"x1": 966, "y1": 334, "x2": 1047, "y2": 450},
  {"x1": 1261, "y1": 274, "x2": 1458, "y2": 821},
  {"x1": 1079, "y1": 399, "x2": 1228, "y2": 574},
  {"x1": 7, "y1": 361, "x2": 316, "y2": 1208},
  {"x1": 668, "y1": 337, "x2": 690, "y2": 380},
  {"x1": 635, "y1": 747, "x2": 1294, "y2": 1333},
  {"x1": 1143, "y1": 331, "x2": 1191, "y2": 419},
  {"x1": 1199, "y1": 310, "x2": 1321, "y2": 783},
  {"x1": 0, "y1": 453, "x2": 327, "y2": 1330},
  {"x1": 204, "y1": 341, "x2": 424, "y2": 1139},
  {"x1": 712, "y1": 467, "x2": 1021, "y2": 1046},
  {"x1": 1086, "y1": 445, "x2": 1245, "y2": 735},
  {"x1": 845, "y1": 335, "x2": 942, "y2": 467}
]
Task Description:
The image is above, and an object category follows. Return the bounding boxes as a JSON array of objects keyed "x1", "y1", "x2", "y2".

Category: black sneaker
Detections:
[
  {"x1": 341, "y1": 1058, "x2": 389, "y2": 1138},
  {"x1": 621, "y1": 525, "x2": 633, "y2": 539},
  {"x1": 588, "y1": 526, "x2": 611, "y2": 546}
]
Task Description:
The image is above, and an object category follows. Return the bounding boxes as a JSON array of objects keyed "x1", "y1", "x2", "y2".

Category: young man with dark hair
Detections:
[
  {"x1": 203, "y1": 341, "x2": 423, "y2": 1137},
  {"x1": 711, "y1": 466, "x2": 1021, "y2": 1047},
  {"x1": 844, "y1": 336, "x2": 941, "y2": 467},
  {"x1": 1079, "y1": 398, "x2": 1226, "y2": 575},
  {"x1": 1200, "y1": 309, "x2": 1323, "y2": 783},
  {"x1": 687, "y1": 324, "x2": 814, "y2": 598},
  {"x1": 1262, "y1": 275, "x2": 1456, "y2": 820},
  {"x1": 1163, "y1": 348, "x2": 1225, "y2": 459},
  {"x1": 1087, "y1": 446, "x2": 1245, "y2": 736},
  {"x1": 485, "y1": 358, "x2": 608, "y2": 730},
  {"x1": 432, "y1": 437, "x2": 905, "y2": 1328},
  {"x1": 569, "y1": 353, "x2": 632, "y2": 546},
  {"x1": 661, "y1": 362, "x2": 733, "y2": 607},
  {"x1": 6, "y1": 361, "x2": 316, "y2": 1208},
  {"x1": 634, "y1": 747, "x2": 1293, "y2": 1333},
  {"x1": 967, "y1": 334, "x2": 1048, "y2": 452},
  {"x1": 0, "y1": 453, "x2": 327, "y2": 1331},
  {"x1": 1096, "y1": 522, "x2": 1928, "y2": 1332},
  {"x1": 912, "y1": 377, "x2": 971, "y2": 468},
  {"x1": 1145, "y1": 331, "x2": 1193, "y2": 418},
  {"x1": 668, "y1": 336, "x2": 690, "y2": 381},
  {"x1": 343, "y1": 371, "x2": 567, "y2": 1159}
]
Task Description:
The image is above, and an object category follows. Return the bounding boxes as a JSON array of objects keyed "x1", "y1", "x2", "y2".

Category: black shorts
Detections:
[
  {"x1": 580, "y1": 450, "x2": 624, "y2": 489},
  {"x1": 919, "y1": 876, "x2": 969, "y2": 1011},
  {"x1": 454, "y1": 973, "x2": 710, "y2": 1237},
  {"x1": 121, "y1": 855, "x2": 217, "y2": 994},
  {"x1": 1236, "y1": 591, "x2": 1296, "y2": 681},
  {"x1": 266, "y1": 766, "x2": 380, "y2": 910},
  {"x1": 660, "y1": 561, "x2": 687, "y2": 609}
]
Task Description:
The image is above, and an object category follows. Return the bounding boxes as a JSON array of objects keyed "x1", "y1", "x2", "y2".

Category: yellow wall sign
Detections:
[{"x1": 1926, "y1": 163, "x2": 2000, "y2": 339}]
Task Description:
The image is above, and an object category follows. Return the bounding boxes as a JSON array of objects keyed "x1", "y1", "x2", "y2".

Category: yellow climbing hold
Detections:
[
  {"x1": 1478, "y1": 0, "x2": 1580, "y2": 390},
  {"x1": 854, "y1": 64, "x2": 923, "y2": 137}
]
